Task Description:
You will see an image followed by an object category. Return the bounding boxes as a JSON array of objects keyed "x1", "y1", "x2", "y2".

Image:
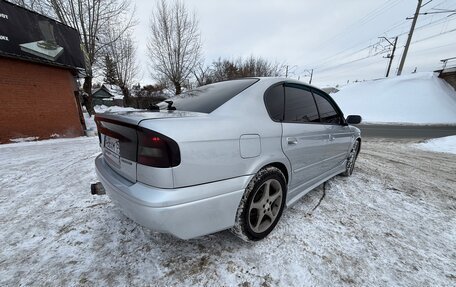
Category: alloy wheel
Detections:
[{"x1": 248, "y1": 179, "x2": 283, "y2": 233}]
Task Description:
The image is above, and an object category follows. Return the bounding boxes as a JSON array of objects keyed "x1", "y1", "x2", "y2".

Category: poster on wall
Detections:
[{"x1": 0, "y1": 0, "x2": 85, "y2": 70}]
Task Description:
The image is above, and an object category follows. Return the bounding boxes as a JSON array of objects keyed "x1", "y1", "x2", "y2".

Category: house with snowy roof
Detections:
[{"x1": 92, "y1": 84, "x2": 124, "y2": 106}]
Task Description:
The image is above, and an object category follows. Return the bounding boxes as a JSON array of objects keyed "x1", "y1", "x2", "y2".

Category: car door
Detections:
[
  {"x1": 281, "y1": 84, "x2": 330, "y2": 195},
  {"x1": 312, "y1": 89, "x2": 352, "y2": 172}
]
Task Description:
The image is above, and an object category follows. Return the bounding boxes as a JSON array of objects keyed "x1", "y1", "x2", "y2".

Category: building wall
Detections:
[
  {"x1": 93, "y1": 89, "x2": 111, "y2": 99},
  {"x1": 93, "y1": 89, "x2": 113, "y2": 106},
  {"x1": 0, "y1": 57, "x2": 84, "y2": 143},
  {"x1": 439, "y1": 69, "x2": 456, "y2": 91}
]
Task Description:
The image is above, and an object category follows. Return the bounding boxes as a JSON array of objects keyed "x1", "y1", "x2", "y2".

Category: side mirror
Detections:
[{"x1": 346, "y1": 115, "x2": 362, "y2": 125}]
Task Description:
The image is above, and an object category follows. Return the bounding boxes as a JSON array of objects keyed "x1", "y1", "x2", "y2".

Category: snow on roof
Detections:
[
  {"x1": 94, "y1": 105, "x2": 140, "y2": 113},
  {"x1": 332, "y1": 72, "x2": 456, "y2": 124},
  {"x1": 104, "y1": 84, "x2": 124, "y2": 99},
  {"x1": 92, "y1": 84, "x2": 124, "y2": 99}
]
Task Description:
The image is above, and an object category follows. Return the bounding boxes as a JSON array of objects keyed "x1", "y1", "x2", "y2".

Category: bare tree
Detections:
[
  {"x1": 48, "y1": 0, "x2": 136, "y2": 114},
  {"x1": 193, "y1": 63, "x2": 213, "y2": 87},
  {"x1": 9, "y1": 0, "x2": 50, "y2": 14},
  {"x1": 200, "y1": 56, "x2": 285, "y2": 84},
  {"x1": 238, "y1": 56, "x2": 285, "y2": 77},
  {"x1": 212, "y1": 58, "x2": 239, "y2": 82},
  {"x1": 102, "y1": 29, "x2": 139, "y2": 100},
  {"x1": 147, "y1": 0, "x2": 202, "y2": 95}
]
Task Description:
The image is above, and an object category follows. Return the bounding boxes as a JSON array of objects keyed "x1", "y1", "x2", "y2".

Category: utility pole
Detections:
[
  {"x1": 387, "y1": 37, "x2": 398, "y2": 77},
  {"x1": 302, "y1": 69, "x2": 313, "y2": 84},
  {"x1": 285, "y1": 65, "x2": 288, "y2": 78},
  {"x1": 397, "y1": 0, "x2": 422, "y2": 76},
  {"x1": 380, "y1": 36, "x2": 398, "y2": 77}
]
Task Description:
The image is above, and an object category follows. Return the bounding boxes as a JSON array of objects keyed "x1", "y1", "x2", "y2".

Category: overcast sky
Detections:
[{"x1": 132, "y1": 0, "x2": 456, "y2": 87}]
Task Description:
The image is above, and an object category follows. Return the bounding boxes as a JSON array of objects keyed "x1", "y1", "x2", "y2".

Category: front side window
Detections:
[
  {"x1": 313, "y1": 91, "x2": 341, "y2": 124},
  {"x1": 284, "y1": 85, "x2": 319, "y2": 123}
]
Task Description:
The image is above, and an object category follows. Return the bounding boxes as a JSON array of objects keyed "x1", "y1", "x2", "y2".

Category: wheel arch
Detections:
[
  {"x1": 355, "y1": 137, "x2": 362, "y2": 156},
  {"x1": 258, "y1": 161, "x2": 289, "y2": 185},
  {"x1": 232, "y1": 160, "x2": 289, "y2": 241}
]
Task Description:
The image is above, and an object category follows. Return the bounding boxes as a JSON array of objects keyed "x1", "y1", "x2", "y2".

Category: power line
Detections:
[
  {"x1": 309, "y1": 3, "x2": 451, "y2": 69},
  {"x1": 314, "y1": 0, "x2": 402, "y2": 50},
  {"x1": 313, "y1": 17, "x2": 455, "y2": 73},
  {"x1": 395, "y1": 13, "x2": 456, "y2": 37},
  {"x1": 381, "y1": 19, "x2": 410, "y2": 35},
  {"x1": 408, "y1": 42, "x2": 455, "y2": 55},
  {"x1": 416, "y1": 9, "x2": 456, "y2": 16},
  {"x1": 313, "y1": 57, "x2": 388, "y2": 82},
  {"x1": 314, "y1": 22, "x2": 455, "y2": 76},
  {"x1": 312, "y1": 43, "x2": 377, "y2": 70},
  {"x1": 412, "y1": 26, "x2": 456, "y2": 43},
  {"x1": 317, "y1": 48, "x2": 390, "y2": 73},
  {"x1": 380, "y1": 1, "x2": 456, "y2": 38},
  {"x1": 306, "y1": 0, "x2": 454, "y2": 76},
  {"x1": 421, "y1": 0, "x2": 434, "y2": 8},
  {"x1": 353, "y1": 0, "x2": 404, "y2": 26},
  {"x1": 316, "y1": 37, "x2": 454, "y2": 82}
]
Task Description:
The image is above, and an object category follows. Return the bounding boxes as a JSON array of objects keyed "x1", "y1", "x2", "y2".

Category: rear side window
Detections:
[
  {"x1": 264, "y1": 84, "x2": 284, "y2": 121},
  {"x1": 313, "y1": 91, "x2": 341, "y2": 124},
  {"x1": 157, "y1": 79, "x2": 259, "y2": 113},
  {"x1": 284, "y1": 85, "x2": 319, "y2": 123}
]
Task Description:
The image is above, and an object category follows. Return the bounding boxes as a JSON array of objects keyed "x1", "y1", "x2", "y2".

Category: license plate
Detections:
[
  {"x1": 104, "y1": 135, "x2": 120, "y2": 155},
  {"x1": 103, "y1": 135, "x2": 120, "y2": 166}
]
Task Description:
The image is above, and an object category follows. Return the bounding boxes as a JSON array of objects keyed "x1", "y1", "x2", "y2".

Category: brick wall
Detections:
[{"x1": 0, "y1": 57, "x2": 84, "y2": 143}]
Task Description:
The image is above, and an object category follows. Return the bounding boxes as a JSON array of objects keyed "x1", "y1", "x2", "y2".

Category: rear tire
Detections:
[
  {"x1": 231, "y1": 166, "x2": 286, "y2": 241},
  {"x1": 342, "y1": 139, "x2": 360, "y2": 177}
]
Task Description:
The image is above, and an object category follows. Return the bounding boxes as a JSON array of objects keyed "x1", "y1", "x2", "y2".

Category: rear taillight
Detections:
[{"x1": 137, "y1": 128, "x2": 180, "y2": 168}]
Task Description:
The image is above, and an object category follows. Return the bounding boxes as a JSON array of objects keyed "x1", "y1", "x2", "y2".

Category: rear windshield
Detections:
[{"x1": 157, "y1": 78, "x2": 259, "y2": 113}]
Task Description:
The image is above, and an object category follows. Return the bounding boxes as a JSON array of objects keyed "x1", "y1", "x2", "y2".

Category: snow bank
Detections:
[
  {"x1": 83, "y1": 112, "x2": 97, "y2": 130},
  {"x1": 415, "y1": 135, "x2": 456, "y2": 155},
  {"x1": 332, "y1": 72, "x2": 456, "y2": 124},
  {"x1": 9, "y1": 136, "x2": 39, "y2": 143},
  {"x1": 0, "y1": 136, "x2": 90, "y2": 149}
]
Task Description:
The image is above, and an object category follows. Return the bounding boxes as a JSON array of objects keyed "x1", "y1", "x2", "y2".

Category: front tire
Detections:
[
  {"x1": 231, "y1": 166, "x2": 286, "y2": 241},
  {"x1": 342, "y1": 139, "x2": 360, "y2": 176}
]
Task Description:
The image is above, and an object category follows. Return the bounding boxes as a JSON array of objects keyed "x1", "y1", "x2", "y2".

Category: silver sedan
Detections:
[{"x1": 94, "y1": 77, "x2": 361, "y2": 241}]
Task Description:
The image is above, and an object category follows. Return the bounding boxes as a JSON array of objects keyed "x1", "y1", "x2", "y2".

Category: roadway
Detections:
[{"x1": 354, "y1": 124, "x2": 456, "y2": 138}]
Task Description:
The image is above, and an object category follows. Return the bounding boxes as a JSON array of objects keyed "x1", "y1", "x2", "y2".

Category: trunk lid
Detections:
[
  {"x1": 95, "y1": 110, "x2": 204, "y2": 183},
  {"x1": 96, "y1": 110, "x2": 204, "y2": 125}
]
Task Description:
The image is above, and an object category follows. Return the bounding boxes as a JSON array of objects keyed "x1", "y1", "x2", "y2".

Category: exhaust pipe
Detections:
[{"x1": 91, "y1": 182, "x2": 106, "y2": 195}]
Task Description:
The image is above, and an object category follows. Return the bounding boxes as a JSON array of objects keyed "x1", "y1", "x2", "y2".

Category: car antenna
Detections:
[{"x1": 165, "y1": 100, "x2": 176, "y2": 110}]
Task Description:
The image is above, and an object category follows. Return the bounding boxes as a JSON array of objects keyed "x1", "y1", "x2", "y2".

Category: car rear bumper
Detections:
[{"x1": 95, "y1": 155, "x2": 248, "y2": 239}]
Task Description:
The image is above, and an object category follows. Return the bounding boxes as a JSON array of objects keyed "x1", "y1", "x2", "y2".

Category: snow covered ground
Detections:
[
  {"x1": 0, "y1": 137, "x2": 455, "y2": 286},
  {"x1": 332, "y1": 72, "x2": 456, "y2": 125},
  {"x1": 415, "y1": 135, "x2": 456, "y2": 155}
]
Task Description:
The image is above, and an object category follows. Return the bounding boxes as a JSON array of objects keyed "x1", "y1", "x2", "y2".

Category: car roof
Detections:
[{"x1": 254, "y1": 77, "x2": 324, "y2": 93}]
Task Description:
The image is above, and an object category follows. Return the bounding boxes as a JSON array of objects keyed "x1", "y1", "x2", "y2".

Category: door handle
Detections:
[
  {"x1": 287, "y1": 137, "x2": 298, "y2": 145},
  {"x1": 329, "y1": 135, "x2": 335, "y2": 141}
]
